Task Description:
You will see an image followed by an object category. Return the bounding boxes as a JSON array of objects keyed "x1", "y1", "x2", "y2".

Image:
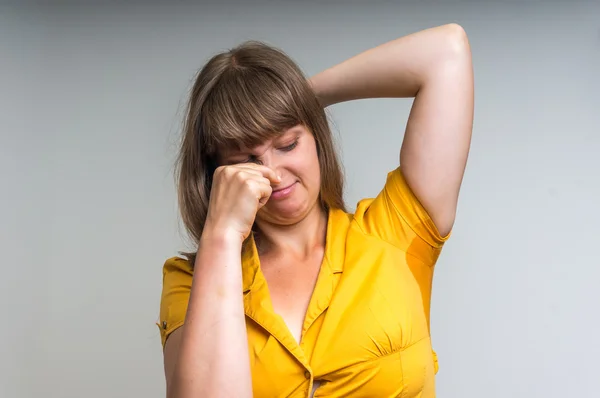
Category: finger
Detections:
[
  {"x1": 258, "y1": 185, "x2": 273, "y2": 206},
  {"x1": 237, "y1": 163, "x2": 281, "y2": 184},
  {"x1": 237, "y1": 173, "x2": 272, "y2": 190},
  {"x1": 234, "y1": 167, "x2": 264, "y2": 179},
  {"x1": 247, "y1": 178, "x2": 273, "y2": 207},
  {"x1": 219, "y1": 165, "x2": 265, "y2": 183}
]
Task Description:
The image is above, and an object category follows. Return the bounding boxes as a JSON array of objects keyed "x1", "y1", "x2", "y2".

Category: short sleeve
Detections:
[
  {"x1": 157, "y1": 256, "x2": 193, "y2": 348},
  {"x1": 356, "y1": 167, "x2": 451, "y2": 255}
]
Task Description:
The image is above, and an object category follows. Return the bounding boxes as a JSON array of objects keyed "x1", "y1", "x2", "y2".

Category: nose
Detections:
[{"x1": 259, "y1": 152, "x2": 283, "y2": 182}]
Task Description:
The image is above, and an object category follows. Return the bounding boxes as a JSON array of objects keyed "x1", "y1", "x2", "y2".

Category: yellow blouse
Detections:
[{"x1": 158, "y1": 167, "x2": 450, "y2": 397}]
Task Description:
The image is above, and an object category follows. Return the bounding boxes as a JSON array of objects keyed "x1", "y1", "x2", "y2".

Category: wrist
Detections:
[
  {"x1": 308, "y1": 72, "x2": 335, "y2": 108},
  {"x1": 200, "y1": 224, "x2": 245, "y2": 249}
]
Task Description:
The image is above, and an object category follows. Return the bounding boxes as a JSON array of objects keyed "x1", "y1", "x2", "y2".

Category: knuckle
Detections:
[
  {"x1": 217, "y1": 166, "x2": 235, "y2": 179},
  {"x1": 235, "y1": 171, "x2": 248, "y2": 183},
  {"x1": 214, "y1": 165, "x2": 225, "y2": 175},
  {"x1": 243, "y1": 177, "x2": 256, "y2": 190},
  {"x1": 224, "y1": 166, "x2": 237, "y2": 176}
]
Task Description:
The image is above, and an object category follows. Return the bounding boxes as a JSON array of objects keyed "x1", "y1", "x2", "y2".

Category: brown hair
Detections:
[{"x1": 175, "y1": 41, "x2": 345, "y2": 262}]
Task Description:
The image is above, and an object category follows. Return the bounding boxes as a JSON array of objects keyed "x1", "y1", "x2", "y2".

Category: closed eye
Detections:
[
  {"x1": 227, "y1": 155, "x2": 260, "y2": 165},
  {"x1": 227, "y1": 139, "x2": 298, "y2": 164},
  {"x1": 245, "y1": 156, "x2": 262, "y2": 165},
  {"x1": 279, "y1": 140, "x2": 298, "y2": 152}
]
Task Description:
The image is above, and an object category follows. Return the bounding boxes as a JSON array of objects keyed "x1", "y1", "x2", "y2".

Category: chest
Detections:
[
  {"x1": 260, "y1": 249, "x2": 324, "y2": 343},
  {"x1": 245, "y1": 239, "x2": 435, "y2": 397}
]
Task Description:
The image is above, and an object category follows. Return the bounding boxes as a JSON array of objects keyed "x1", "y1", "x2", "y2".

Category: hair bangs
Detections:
[{"x1": 201, "y1": 66, "x2": 305, "y2": 155}]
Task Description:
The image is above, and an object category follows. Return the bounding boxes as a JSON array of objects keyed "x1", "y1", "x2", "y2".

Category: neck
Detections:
[{"x1": 254, "y1": 203, "x2": 328, "y2": 259}]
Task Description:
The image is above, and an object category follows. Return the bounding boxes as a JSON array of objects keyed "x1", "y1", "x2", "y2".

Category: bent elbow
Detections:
[{"x1": 444, "y1": 23, "x2": 470, "y2": 57}]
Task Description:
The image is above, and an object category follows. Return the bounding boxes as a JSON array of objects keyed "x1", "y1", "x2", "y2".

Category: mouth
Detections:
[
  {"x1": 270, "y1": 181, "x2": 298, "y2": 200},
  {"x1": 273, "y1": 182, "x2": 296, "y2": 193}
]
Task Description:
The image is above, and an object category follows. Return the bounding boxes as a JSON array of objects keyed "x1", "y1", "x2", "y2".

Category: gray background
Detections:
[{"x1": 2, "y1": 1, "x2": 599, "y2": 397}]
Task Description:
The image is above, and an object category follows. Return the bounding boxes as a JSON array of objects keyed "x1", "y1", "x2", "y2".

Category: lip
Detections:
[{"x1": 270, "y1": 182, "x2": 297, "y2": 200}]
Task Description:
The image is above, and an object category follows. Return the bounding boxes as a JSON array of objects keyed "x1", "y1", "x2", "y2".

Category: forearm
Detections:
[
  {"x1": 169, "y1": 231, "x2": 252, "y2": 398},
  {"x1": 310, "y1": 23, "x2": 469, "y2": 107}
]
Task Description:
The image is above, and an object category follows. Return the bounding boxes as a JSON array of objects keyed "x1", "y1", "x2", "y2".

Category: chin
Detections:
[{"x1": 260, "y1": 197, "x2": 316, "y2": 225}]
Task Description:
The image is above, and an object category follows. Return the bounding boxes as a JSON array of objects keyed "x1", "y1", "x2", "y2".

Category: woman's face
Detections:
[{"x1": 219, "y1": 124, "x2": 321, "y2": 225}]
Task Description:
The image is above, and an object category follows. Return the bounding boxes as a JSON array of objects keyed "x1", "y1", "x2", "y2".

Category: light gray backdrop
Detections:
[{"x1": 2, "y1": 1, "x2": 599, "y2": 397}]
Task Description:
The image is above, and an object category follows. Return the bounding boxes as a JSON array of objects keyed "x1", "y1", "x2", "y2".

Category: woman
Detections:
[{"x1": 158, "y1": 23, "x2": 474, "y2": 398}]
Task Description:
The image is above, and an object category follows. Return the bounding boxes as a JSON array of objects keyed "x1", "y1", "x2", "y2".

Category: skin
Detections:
[
  {"x1": 218, "y1": 125, "x2": 324, "y2": 233},
  {"x1": 164, "y1": 23, "x2": 474, "y2": 398},
  {"x1": 219, "y1": 126, "x2": 328, "y2": 344},
  {"x1": 310, "y1": 23, "x2": 474, "y2": 237}
]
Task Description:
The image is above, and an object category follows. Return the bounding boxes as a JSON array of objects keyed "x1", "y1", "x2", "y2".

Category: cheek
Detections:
[
  {"x1": 289, "y1": 157, "x2": 317, "y2": 181},
  {"x1": 302, "y1": 148, "x2": 321, "y2": 186},
  {"x1": 284, "y1": 139, "x2": 320, "y2": 185}
]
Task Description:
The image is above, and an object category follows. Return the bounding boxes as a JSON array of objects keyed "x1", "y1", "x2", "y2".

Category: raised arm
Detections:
[{"x1": 310, "y1": 23, "x2": 474, "y2": 236}]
